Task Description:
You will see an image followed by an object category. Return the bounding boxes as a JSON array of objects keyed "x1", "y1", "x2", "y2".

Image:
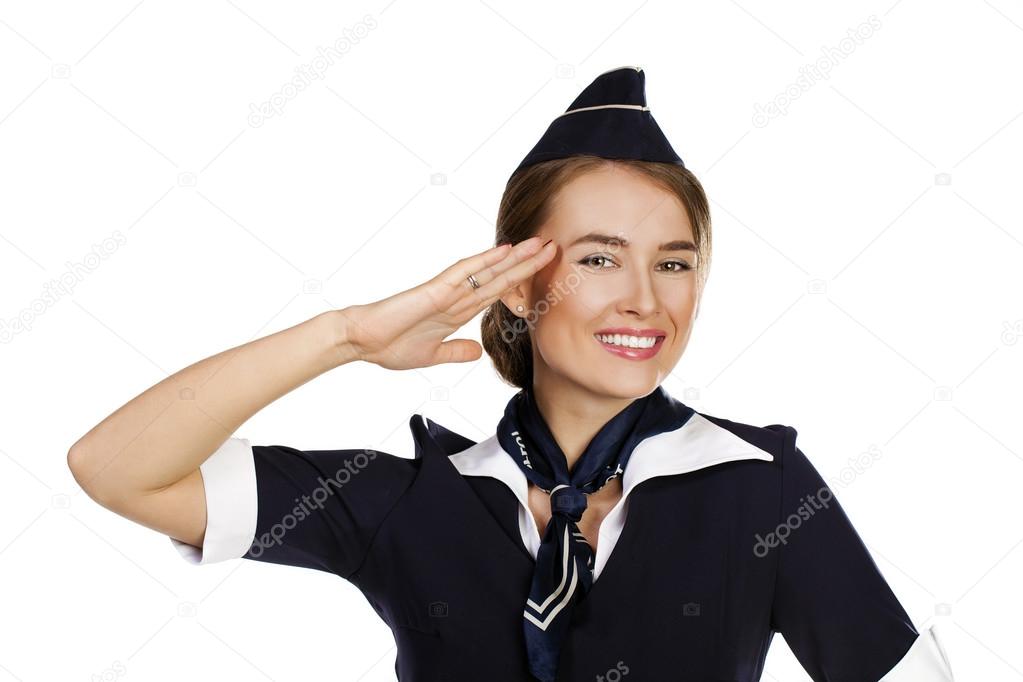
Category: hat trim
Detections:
[
  {"x1": 598, "y1": 65, "x2": 643, "y2": 76},
  {"x1": 557, "y1": 103, "x2": 651, "y2": 118}
]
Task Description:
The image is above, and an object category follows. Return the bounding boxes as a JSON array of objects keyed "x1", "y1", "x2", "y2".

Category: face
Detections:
[{"x1": 502, "y1": 163, "x2": 702, "y2": 402}]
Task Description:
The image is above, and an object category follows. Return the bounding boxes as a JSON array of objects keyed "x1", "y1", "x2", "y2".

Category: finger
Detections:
[
  {"x1": 430, "y1": 339, "x2": 483, "y2": 365},
  {"x1": 456, "y1": 236, "x2": 548, "y2": 292},
  {"x1": 437, "y1": 242, "x2": 516, "y2": 289},
  {"x1": 470, "y1": 239, "x2": 557, "y2": 306},
  {"x1": 439, "y1": 236, "x2": 550, "y2": 291},
  {"x1": 431, "y1": 237, "x2": 553, "y2": 323}
]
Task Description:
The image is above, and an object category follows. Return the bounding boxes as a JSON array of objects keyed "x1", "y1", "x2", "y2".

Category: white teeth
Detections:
[{"x1": 594, "y1": 333, "x2": 659, "y2": 349}]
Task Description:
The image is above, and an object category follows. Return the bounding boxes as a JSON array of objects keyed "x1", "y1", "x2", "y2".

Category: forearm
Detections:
[{"x1": 68, "y1": 309, "x2": 358, "y2": 501}]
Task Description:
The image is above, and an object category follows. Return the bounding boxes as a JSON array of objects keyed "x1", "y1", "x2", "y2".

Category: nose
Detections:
[{"x1": 616, "y1": 268, "x2": 659, "y2": 319}]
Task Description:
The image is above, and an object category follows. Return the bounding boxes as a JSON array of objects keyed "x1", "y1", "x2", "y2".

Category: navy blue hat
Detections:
[{"x1": 510, "y1": 65, "x2": 686, "y2": 177}]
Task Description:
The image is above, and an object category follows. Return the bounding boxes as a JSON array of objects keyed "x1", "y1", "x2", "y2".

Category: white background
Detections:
[{"x1": 2, "y1": 1, "x2": 1021, "y2": 679}]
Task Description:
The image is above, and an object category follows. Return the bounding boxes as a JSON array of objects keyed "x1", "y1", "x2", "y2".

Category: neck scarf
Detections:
[{"x1": 495, "y1": 384, "x2": 695, "y2": 681}]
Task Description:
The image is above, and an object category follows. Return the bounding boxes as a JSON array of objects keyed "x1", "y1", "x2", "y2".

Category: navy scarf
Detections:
[{"x1": 496, "y1": 384, "x2": 695, "y2": 681}]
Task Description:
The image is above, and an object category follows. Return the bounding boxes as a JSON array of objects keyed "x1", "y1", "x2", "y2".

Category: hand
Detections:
[{"x1": 338, "y1": 236, "x2": 556, "y2": 371}]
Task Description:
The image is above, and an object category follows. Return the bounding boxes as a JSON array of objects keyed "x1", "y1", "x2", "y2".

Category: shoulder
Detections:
[
  {"x1": 248, "y1": 443, "x2": 423, "y2": 500},
  {"x1": 694, "y1": 409, "x2": 795, "y2": 464},
  {"x1": 407, "y1": 413, "x2": 480, "y2": 457},
  {"x1": 685, "y1": 409, "x2": 815, "y2": 494},
  {"x1": 694, "y1": 412, "x2": 839, "y2": 517}
]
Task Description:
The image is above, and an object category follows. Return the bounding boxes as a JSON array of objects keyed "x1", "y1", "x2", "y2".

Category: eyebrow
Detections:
[{"x1": 567, "y1": 232, "x2": 697, "y2": 252}]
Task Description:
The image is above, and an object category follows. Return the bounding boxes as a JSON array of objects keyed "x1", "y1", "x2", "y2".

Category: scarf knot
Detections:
[
  {"x1": 495, "y1": 384, "x2": 695, "y2": 681},
  {"x1": 549, "y1": 485, "x2": 587, "y2": 522}
]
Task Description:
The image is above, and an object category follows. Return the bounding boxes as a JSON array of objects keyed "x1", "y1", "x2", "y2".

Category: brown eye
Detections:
[
  {"x1": 660, "y1": 260, "x2": 693, "y2": 273},
  {"x1": 578, "y1": 255, "x2": 616, "y2": 269}
]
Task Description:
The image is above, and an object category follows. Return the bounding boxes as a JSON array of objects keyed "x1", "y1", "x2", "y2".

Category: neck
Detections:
[{"x1": 530, "y1": 374, "x2": 638, "y2": 472}]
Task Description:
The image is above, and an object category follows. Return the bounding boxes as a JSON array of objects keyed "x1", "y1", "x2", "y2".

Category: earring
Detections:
[{"x1": 516, "y1": 305, "x2": 524, "y2": 312}]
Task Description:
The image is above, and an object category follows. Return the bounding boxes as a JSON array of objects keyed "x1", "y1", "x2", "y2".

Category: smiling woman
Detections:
[
  {"x1": 68, "y1": 65, "x2": 955, "y2": 682},
  {"x1": 472, "y1": 67, "x2": 955, "y2": 680},
  {"x1": 483, "y1": 156, "x2": 710, "y2": 397}
]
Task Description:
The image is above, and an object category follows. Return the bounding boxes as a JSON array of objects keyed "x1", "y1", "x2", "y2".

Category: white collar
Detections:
[
  {"x1": 447, "y1": 411, "x2": 774, "y2": 508},
  {"x1": 444, "y1": 411, "x2": 775, "y2": 579}
]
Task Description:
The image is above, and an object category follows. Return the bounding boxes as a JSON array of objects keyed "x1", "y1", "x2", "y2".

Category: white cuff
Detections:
[
  {"x1": 880, "y1": 624, "x2": 954, "y2": 681},
  {"x1": 169, "y1": 437, "x2": 258, "y2": 565}
]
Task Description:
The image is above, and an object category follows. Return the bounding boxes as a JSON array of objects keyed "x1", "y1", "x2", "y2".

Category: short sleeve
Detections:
[
  {"x1": 769, "y1": 426, "x2": 955, "y2": 681},
  {"x1": 169, "y1": 436, "x2": 418, "y2": 579}
]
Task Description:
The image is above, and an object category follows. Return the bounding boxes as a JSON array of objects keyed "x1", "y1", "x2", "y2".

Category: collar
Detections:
[{"x1": 444, "y1": 411, "x2": 775, "y2": 514}]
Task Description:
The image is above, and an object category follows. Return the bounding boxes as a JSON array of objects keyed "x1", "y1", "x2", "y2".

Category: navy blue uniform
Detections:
[{"x1": 171, "y1": 409, "x2": 953, "y2": 681}]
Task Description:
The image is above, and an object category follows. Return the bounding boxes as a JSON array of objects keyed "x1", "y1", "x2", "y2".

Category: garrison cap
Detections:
[{"x1": 510, "y1": 65, "x2": 686, "y2": 177}]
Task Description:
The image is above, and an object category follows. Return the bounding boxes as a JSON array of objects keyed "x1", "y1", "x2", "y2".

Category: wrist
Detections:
[{"x1": 319, "y1": 308, "x2": 362, "y2": 369}]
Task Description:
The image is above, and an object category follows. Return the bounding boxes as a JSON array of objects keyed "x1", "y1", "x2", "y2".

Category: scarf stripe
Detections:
[{"x1": 496, "y1": 385, "x2": 694, "y2": 681}]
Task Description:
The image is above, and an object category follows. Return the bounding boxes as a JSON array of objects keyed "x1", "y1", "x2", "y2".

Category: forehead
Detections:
[{"x1": 545, "y1": 165, "x2": 694, "y2": 243}]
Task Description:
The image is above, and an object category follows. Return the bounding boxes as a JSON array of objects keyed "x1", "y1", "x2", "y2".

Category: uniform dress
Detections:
[{"x1": 170, "y1": 408, "x2": 954, "y2": 681}]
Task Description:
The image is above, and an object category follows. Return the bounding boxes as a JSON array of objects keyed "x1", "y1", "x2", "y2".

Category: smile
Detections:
[{"x1": 593, "y1": 332, "x2": 666, "y2": 360}]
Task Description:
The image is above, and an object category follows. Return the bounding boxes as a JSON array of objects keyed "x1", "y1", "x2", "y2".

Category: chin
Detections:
[{"x1": 585, "y1": 375, "x2": 660, "y2": 401}]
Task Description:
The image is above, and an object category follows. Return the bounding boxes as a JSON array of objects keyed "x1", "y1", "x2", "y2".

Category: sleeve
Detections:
[
  {"x1": 769, "y1": 426, "x2": 955, "y2": 681},
  {"x1": 169, "y1": 436, "x2": 418, "y2": 580}
]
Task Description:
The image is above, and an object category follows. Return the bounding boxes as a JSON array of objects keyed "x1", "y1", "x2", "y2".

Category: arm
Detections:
[
  {"x1": 66, "y1": 236, "x2": 555, "y2": 562},
  {"x1": 769, "y1": 425, "x2": 955, "y2": 681},
  {"x1": 66, "y1": 309, "x2": 358, "y2": 549}
]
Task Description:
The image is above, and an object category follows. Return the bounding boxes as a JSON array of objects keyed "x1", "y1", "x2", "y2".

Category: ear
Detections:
[{"x1": 500, "y1": 281, "x2": 530, "y2": 317}]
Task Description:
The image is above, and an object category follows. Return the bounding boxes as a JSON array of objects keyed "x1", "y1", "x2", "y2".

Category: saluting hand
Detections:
[{"x1": 339, "y1": 236, "x2": 556, "y2": 371}]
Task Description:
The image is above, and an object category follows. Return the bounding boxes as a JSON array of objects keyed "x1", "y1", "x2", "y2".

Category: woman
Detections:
[{"x1": 68, "y1": 67, "x2": 954, "y2": 681}]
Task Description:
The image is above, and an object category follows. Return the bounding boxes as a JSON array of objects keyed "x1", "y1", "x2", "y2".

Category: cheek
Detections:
[
  {"x1": 530, "y1": 275, "x2": 605, "y2": 352},
  {"x1": 532, "y1": 261, "x2": 608, "y2": 317},
  {"x1": 662, "y1": 281, "x2": 699, "y2": 315},
  {"x1": 557, "y1": 264, "x2": 621, "y2": 304},
  {"x1": 535, "y1": 290, "x2": 596, "y2": 337},
  {"x1": 667, "y1": 289, "x2": 699, "y2": 348},
  {"x1": 657, "y1": 285, "x2": 698, "y2": 353}
]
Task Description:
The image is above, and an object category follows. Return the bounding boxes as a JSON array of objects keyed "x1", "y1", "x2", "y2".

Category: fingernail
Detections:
[{"x1": 542, "y1": 239, "x2": 553, "y2": 248}]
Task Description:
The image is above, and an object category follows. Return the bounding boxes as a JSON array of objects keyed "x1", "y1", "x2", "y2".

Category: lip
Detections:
[
  {"x1": 594, "y1": 327, "x2": 667, "y2": 337},
  {"x1": 593, "y1": 328, "x2": 667, "y2": 361}
]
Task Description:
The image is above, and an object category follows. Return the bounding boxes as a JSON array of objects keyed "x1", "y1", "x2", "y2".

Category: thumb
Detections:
[{"x1": 433, "y1": 339, "x2": 484, "y2": 365}]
